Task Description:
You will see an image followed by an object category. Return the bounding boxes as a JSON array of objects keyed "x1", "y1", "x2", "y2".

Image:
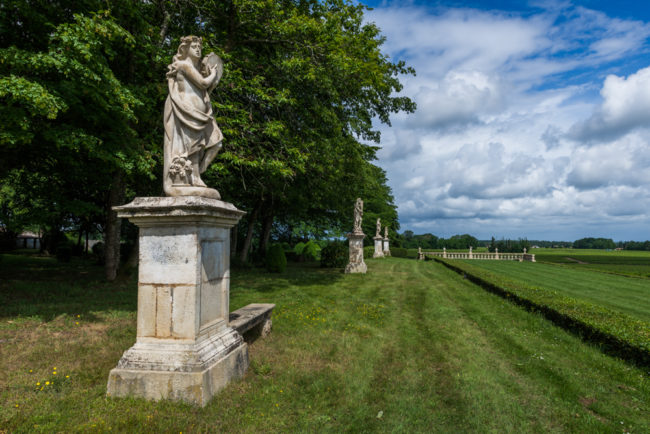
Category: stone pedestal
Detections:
[
  {"x1": 383, "y1": 237, "x2": 391, "y2": 257},
  {"x1": 373, "y1": 236, "x2": 384, "y2": 258},
  {"x1": 345, "y1": 233, "x2": 367, "y2": 274},
  {"x1": 106, "y1": 196, "x2": 248, "y2": 407}
]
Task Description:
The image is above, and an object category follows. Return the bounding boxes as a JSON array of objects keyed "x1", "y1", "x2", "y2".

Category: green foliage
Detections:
[
  {"x1": 399, "y1": 232, "x2": 480, "y2": 250},
  {"x1": 435, "y1": 258, "x2": 650, "y2": 366},
  {"x1": 91, "y1": 242, "x2": 104, "y2": 265},
  {"x1": 1, "y1": 0, "x2": 414, "y2": 272},
  {"x1": 320, "y1": 242, "x2": 347, "y2": 268},
  {"x1": 293, "y1": 242, "x2": 306, "y2": 256},
  {"x1": 488, "y1": 237, "x2": 530, "y2": 253},
  {"x1": 302, "y1": 240, "x2": 321, "y2": 262},
  {"x1": 363, "y1": 245, "x2": 374, "y2": 259},
  {"x1": 573, "y1": 237, "x2": 616, "y2": 249},
  {"x1": 265, "y1": 244, "x2": 286, "y2": 273},
  {"x1": 390, "y1": 247, "x2": 408, "y2": 258},
  {"x1": 55, "y1": 243, "x2": 72, "y2": 262}
]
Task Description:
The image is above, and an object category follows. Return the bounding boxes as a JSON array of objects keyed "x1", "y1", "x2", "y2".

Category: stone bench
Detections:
[{"x1": 229, "y1": 303, "x2": 275, "y2": 342}]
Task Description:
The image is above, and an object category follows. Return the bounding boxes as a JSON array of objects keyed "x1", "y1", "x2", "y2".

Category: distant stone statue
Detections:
[
  {"x1": 384, "y1": 226, "x2": 388, "y2": 239},
  {"x1": 375, "y1": 218, "x2": 381, "y2": 238},
  {"x1": 353, "y1": 198, "x2": 363, "y2": 234},
  {"x1": 163, "y1": 36, "x2": 224, "y2": 199}
]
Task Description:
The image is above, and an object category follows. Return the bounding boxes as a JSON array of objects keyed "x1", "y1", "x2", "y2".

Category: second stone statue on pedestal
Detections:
[
  {"x1": 345, "y1": 198, "x2": 367, "y2": 274},
  {"x1": 373, "y1": 218, "x2": 384, "y2": 258}
]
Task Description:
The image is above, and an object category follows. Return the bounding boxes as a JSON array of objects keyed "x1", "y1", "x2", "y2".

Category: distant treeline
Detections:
[
  {"x1": 399, "y1": 232, "x2": 479, "y2": 250},
  {"x1": 397, "y1": 233, "x2": 650, "y2": 251}
]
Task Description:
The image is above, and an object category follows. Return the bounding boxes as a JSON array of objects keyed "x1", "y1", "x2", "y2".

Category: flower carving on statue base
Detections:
[{"x1": 169, "y1": 155, "x2": 193, "y2": 186}]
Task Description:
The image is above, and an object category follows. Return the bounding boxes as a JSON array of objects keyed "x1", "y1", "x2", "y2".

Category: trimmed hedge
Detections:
[
  {"x1": 434, "y1": 257, "x2": 650, "y2": 367},
  {"x1": 320, "y1": 242, "x2": 347, "y2": 268},
  {"x1": 294, "y1": 240, "x2": 321, "y2": 261},
  {"x1": 363, "y1": 246, "x2": 374, "y2": 259},
  {"x1": 406, "y1": 249, "x2": 419, "y2": 259},
  {"x1": 391, "y1": 247, "x2": 408, "y2": 258},
  {"x1": 266, "y1": 244, "x2": 287, "y2": 273}
]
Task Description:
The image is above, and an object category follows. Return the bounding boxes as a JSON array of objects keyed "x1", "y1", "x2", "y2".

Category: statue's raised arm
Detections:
[{"x1": 163, "y1": 36, "x2": 224, "y2": 199}]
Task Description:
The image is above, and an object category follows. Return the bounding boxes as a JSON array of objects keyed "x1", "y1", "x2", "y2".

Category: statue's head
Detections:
[{"x1": 175, "y1": 36, "x2": 202, "y2": 61}]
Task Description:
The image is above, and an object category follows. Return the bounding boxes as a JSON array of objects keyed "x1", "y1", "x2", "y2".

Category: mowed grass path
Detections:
[
  {"x1": 460, "y1": 260, "x2": 650, "y2": 323},
  {"x1": 0, "y1": 256, "x2": 648, "y2": 432}
]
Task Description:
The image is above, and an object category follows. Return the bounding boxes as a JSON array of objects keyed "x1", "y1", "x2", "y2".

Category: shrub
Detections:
[
  {"x1": 363, "y1": 245, "x2": 374, "y2": 259},
  {"x1": 406, "y1": 248, "x2": 419, "y2": 259},
  {"x1": 56, "y1": 242, "x2": 72, "y2": 262},
  {"x1": 391, "y1": 247, "x2": 408, "y2": 258},
  {"x1": 320, "y1": 242, "x2": 348, "y2": 268},
  {"x1": 302, "y1": 240, "x2": 321, "y2": 261},
  {"x1": 266, "y1": 244, "x2": 287, "y2": 273},
  {"x1": 293, "y1": 242, "x2": 306, "y2": 256},
  {"x1": 92, "y1": 242, "x2": 105, "y2": 265}
]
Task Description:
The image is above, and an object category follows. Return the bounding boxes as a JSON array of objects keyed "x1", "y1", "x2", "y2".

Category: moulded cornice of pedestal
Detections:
[{"x1": 113, "y1": 196, "x2": 245, "y2": 227}]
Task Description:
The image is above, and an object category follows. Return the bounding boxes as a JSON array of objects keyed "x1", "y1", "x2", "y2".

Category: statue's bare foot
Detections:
[{"x1": 193, "y1": 178, "x2": 207, "y2": 188}]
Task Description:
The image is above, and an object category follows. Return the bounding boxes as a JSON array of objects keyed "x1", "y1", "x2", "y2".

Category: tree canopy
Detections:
[{"x1": 0, "y1": 0, "x2": 415, "y2": 274}]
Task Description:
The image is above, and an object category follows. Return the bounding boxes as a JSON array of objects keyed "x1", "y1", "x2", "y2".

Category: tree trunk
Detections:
[
  {"x1": 259, "y1": 211, "x2": 274, "y2": 254},
  {"x1": 105, "y1": 171, "x2": 125, "y2": 281},
  {"x1": 238, "y1": 200, "x2": 261, "y2": 263}
]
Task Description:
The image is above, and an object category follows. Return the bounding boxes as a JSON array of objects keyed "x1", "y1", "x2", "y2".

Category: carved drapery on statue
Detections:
[
  {"x1": 353, "y1": 198, "x2": 364, "y2": 234},
  {"x1": 375, "y1": 218, "x2": 381, "y2": 238},
  {"x1": 163, "y1": 36, "x2": 224, "y2": 199}
]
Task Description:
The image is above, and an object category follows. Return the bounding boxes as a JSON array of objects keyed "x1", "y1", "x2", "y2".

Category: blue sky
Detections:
[{"x1": 361, "y1": 0, "x2": 650, "y2": 241}]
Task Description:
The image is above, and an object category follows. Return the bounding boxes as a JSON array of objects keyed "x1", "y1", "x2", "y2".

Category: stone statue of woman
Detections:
[
  {"x1": 353, "y1": 198, "x2": 363, "y2": 234},
  {"x1": 384, "y1": 226, "x2": 388, "y2": 239},
  {"x1": 163, "y1": 36, "x2": 223, "y2": 199},
  {"x1": 375, "y1": 218, "x2": 381, "y2": 238}
]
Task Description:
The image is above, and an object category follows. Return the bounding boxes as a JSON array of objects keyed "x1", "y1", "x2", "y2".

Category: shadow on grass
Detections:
[
  {"x1": 1, "y1": 254, "x2": 345, "y2": 321},
  {"x1": 0, "y1": 253, "x2": 137, "y2": 322},
  {"x1": 231, "y1": 261, "x2": 345, "y2": 294}
]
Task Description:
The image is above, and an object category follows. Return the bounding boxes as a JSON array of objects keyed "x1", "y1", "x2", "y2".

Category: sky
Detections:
[{"x1": 361, "y1": 0, "x2": 650, "y2": 241}]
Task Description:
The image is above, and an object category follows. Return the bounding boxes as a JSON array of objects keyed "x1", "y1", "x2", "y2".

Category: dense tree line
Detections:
[
  {"x1": 398, "y1": 231, "x2": 479, "y2": 250},
  {"x1": 0, "y1": 0, "x2": 414, "y2": 278},
  {"x1": 487, "y1": 237, "x2": 530, "y2": 253},
  {"x1": 572, "y1": 237, "x2": 616, "y2": 250},
  {"x1": 619, "y1": 241, "x2": 650, "y2": 251}
]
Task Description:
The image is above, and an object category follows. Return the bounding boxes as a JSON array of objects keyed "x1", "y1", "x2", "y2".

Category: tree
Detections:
[
  {"x1": 1, "y1": 0, "x2": 414, "y2": 274},
  {"x1": 1, "y1": 1, "x2": 166, "y2": 277}
]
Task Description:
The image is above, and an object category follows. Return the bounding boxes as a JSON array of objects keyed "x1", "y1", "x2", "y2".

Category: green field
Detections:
[
  {"x1": 1, "y1": 255, "x2": 649, "y2": 432},
  {"x1": 533, "y1": 248, "x2": 650, "y2": 278},
  {"x1": 459, "y1": 260, "x2": 650, "y2": 322}
]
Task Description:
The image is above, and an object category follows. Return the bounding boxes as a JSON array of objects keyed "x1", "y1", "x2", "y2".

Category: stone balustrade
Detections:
[{"x1": 419, "y1": 249, "x2": 535, "y2": 262}]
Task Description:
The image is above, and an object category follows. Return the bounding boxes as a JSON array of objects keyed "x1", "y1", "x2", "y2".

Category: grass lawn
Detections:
[
  {"x1": 1, "y1": 255, "x2": 649, "y2": 432},
  {"x1": 533, "y1": 249, "x2": 650, "y2": 278},
  {"x1": 458, "y1": 260, "x2": 650, "y2": 323}
]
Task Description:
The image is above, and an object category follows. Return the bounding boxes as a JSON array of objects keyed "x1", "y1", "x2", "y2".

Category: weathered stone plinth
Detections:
[
  {"x1": 383, "y1": 237, "x2": 391, "y2": 257},
  {"x1": 106, "y1": 196, "x2": 247, "y2": 407},
  {"x1": 345, "y1": 232, "x2": 367, "y2": 274},
  {"x1": 373, "y1": 236, "x2": 384, "y2": 258}
]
